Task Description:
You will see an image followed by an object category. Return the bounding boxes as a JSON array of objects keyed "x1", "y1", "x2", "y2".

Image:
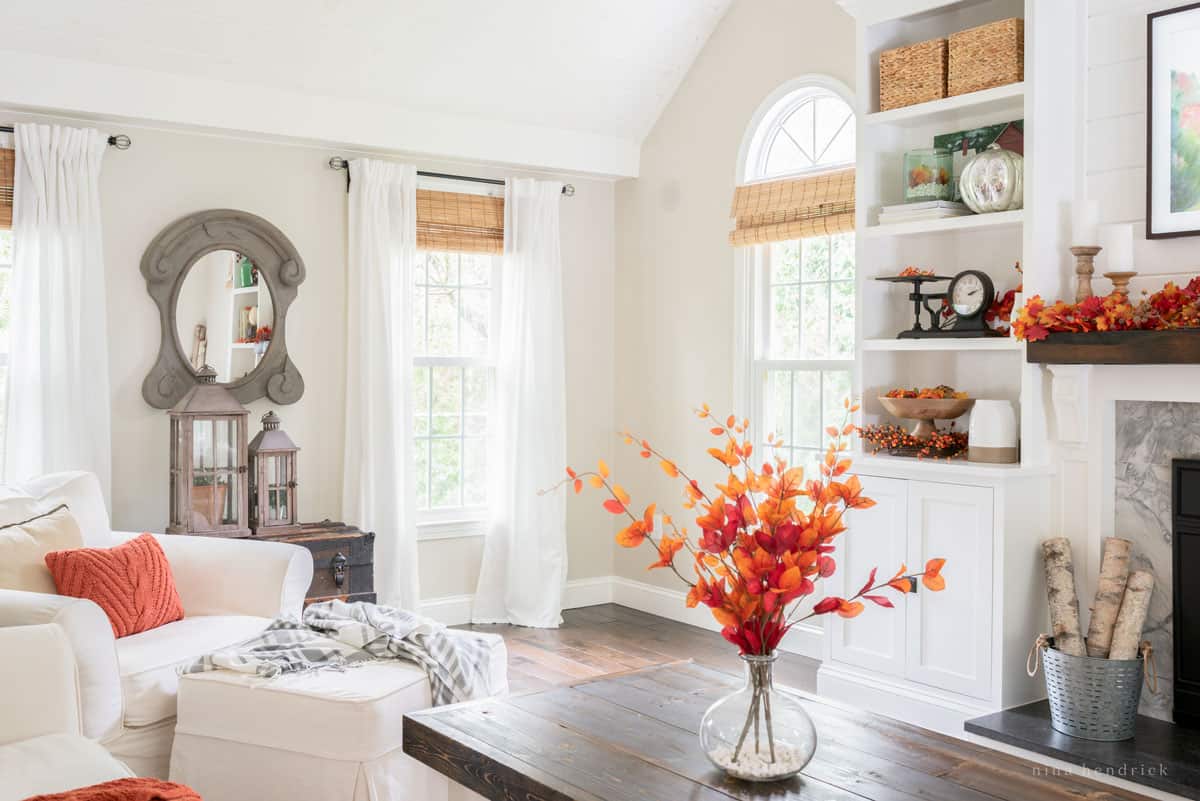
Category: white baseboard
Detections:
[
  {"x1": 419, "y1": 574, "x2": 824, "y2": 661},
  {"x1": 419, "y1": 575, "x2": 615, "y2": 626},
  {"x1": 816, "y1": 660, "x2": 993, "y2": 737}
]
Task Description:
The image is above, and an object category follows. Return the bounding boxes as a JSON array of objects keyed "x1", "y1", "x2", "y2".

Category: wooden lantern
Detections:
[
  {"x1": 167, "y1": 366, "x2": 251, "y2": 537},
  {"x1": 248, "y1": 411, "x2": 301, "y2": 536}
]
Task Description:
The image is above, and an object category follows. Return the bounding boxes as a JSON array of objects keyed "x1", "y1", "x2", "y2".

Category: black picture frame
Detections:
[{"x1": 1147, "y1": 2, "x2": 1200, "y2": 239}]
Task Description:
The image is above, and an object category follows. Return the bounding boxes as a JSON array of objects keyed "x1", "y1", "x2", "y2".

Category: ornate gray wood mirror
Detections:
[{"x1": 141, "y1": 209, "x2": 305, "y2": 409}]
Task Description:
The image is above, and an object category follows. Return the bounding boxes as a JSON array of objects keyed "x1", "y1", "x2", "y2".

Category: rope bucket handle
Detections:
[
  {"x1": 1026, "y1": 633, "x2": 1049, "y2": 677},
  {"x1": 1027, "y1": 634, "x2": 1159, "y2": 694},
  {"x1": 1142, "y1": 640, "x2": 1159, "y2": 695}
]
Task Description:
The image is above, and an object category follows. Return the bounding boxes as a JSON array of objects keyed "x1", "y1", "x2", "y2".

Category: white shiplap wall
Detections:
[{"x1": 1087, "y1": 0, "x2": 1200, "y2": 292}]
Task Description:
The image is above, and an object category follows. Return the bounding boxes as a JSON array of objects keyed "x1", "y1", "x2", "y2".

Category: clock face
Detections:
[{"x1": 951, "y1": 272, "x2": 987, "y2": 317}]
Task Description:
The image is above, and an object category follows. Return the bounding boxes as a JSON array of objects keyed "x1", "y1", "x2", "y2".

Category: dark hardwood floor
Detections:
[
  {"x1": 463, "y1": 602, "x2": 811, "y2": 696},
  {"x1": 450, "y1": 604, "x2": 1158, "y2": 801}
]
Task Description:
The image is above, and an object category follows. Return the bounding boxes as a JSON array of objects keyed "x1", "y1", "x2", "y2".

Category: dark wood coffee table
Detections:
[{"x1": 403, "y1": 661, "x2": 1154, "y2": 801}]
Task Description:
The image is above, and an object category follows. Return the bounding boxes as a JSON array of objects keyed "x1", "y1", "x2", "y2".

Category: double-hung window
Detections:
[
  {"x1": 738, "y1": 83, "x2": 857, "y2": 478},
  {"x1": 753, "y1": 234, "x2": 854, "y2": 478},
  {"x1": 412, "y1": 250, "x2": 498, "y2": 534}
]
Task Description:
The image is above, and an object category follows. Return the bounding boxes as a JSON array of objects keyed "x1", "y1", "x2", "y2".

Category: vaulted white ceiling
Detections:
[{"x1": 0, "y1": 0, "x2": 734, "y2": 176}]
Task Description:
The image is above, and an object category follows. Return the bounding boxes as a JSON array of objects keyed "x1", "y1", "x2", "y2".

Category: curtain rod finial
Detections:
[
  {"x1": 562, "y1": 184, "x2": 575, "y2": 197},
  {"x1": 329, "y1": 156, "x2": 349, "y2": 171}
]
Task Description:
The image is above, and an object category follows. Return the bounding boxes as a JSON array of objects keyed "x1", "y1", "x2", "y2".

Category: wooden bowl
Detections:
[{"x1": 877, "y1": 396, "x2": 975, "y2": 438}]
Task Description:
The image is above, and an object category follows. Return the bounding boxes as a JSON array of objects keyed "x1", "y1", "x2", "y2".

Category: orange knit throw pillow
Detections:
[{"x1": 45, "y1": 534, "x2": 184, "y2": 637}]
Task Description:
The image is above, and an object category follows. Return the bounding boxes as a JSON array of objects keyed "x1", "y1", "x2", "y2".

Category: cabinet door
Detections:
[
  {"x1": 905, "y1": 481, "x2": 993, "y2": 700},
  {"x1": 828, "y1": 475, "x2": 908, "y2": 676}
]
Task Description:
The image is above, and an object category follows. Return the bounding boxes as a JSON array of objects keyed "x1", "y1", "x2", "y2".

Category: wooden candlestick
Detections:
[
  {"x1": 1104, "y1": 271, "x2": 1138, "y2": 301},
  {"x1": 1070, "y1": 246, "x2": 1101, "y2": 302}
]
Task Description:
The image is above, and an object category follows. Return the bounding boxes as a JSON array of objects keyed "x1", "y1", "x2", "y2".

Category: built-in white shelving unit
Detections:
[
  {"x1": 825, "y1": 0, "x2": 1080, "y2": 738},
  {"x1": 865, "y1": 208, "x2": 1024, "y2": 237},
  {"x1": 864, "y1": 81, "x2": 1025, "y2": 128},
  {"x1": 861, "y1": 336, "x2": 1022, "y2": 352}
]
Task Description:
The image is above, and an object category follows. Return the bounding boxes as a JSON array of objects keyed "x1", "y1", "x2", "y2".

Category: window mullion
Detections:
[{"x1": 796, "y1": 241, "x2": 805, "y2": 359}]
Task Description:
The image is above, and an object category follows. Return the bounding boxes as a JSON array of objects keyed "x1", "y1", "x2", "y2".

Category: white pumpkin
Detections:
[{"x1": 959, "y1": 144, "x2": 1024, "y2": 213}]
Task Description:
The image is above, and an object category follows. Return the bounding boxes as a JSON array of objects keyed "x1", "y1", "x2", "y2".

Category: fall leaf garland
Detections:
[
  {"x1": 545, "y1": 401, "x2": 949, "y2": 656},
  {"x1": 1014, "y1": 276, "x2": 1200, "y2": 342}
]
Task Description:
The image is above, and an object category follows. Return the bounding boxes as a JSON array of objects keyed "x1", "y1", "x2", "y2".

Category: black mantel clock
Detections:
[{"x1": 876, "y1": 269, "x2": 1002, "y2": 339}]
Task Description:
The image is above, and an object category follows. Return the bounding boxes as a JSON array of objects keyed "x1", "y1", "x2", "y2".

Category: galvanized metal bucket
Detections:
[{"x1": 1029, "y1": 635, "x2": 1148, "y2": 741}]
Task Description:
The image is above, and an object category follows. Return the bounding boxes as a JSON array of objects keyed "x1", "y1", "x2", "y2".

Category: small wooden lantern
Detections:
[
  {"x1": 167, "y1": 366, "x2": 251, "y2": 537},
  {"x1": 248, "y1": 411, "x2": 301, "y2": 536}
]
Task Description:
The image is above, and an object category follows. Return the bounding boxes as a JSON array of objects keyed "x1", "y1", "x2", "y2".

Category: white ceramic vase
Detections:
[{"x1": 968, "y1": 400, "x2": 1018, "y2": 464}]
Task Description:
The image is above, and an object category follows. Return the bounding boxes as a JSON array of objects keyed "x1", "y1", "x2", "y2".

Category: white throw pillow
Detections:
[
  {"x1": 19, "y1": 472, "x2": 112, "y2": 546},
  {"x1": 0, "y1": 486, "x2": 38, "y2": 528},
  {"x1": 0, "y1": 505, "x2": 84, "y2": 594}
]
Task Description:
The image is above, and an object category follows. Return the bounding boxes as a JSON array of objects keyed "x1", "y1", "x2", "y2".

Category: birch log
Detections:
[
  {"x1": 1042, "y1": 537, "x2": 1086, "y2": 657},
  {"x1": 1085, "y1": 537, "x2": 1132, "y2": 658},
  {"x1": 1109, "y1": 570, "x2": 1155, "y2": 660}
]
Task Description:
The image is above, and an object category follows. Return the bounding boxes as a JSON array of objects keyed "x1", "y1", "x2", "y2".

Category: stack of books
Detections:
[{"x1": 877, "y1": 201, "x2": 974, "y2": 226}]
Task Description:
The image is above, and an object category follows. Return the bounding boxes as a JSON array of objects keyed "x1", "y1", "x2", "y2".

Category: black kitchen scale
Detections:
[{"x1": 876, "y1": 271, "x2": 1005, "y2": 339}]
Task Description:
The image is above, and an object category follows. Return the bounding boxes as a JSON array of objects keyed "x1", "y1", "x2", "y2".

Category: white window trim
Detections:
[
  {"x1": 417, "y1": 511, "x2": 487, "y2": 541},
  {"x1": 734, "y1": 76, "x2": 858, "y2": 454},
  {"x1": 736, "y1": 74, "x2": 857, "y2": 185},
  {"x1": 412, "y1": 251, "x2": 501, "y2": 527},
  {"x1": 739, "y1": 244, "x2": 857, "y2": 453}
]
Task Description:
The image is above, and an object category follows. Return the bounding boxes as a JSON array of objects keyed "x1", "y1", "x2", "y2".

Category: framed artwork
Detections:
[{"x1": 1148, "y1": 3, "x2": 1200, "y2": 238}]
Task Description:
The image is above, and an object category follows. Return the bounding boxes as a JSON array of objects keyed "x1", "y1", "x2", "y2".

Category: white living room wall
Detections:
[
  {"x1": 1087, "y1": 0, "x2": 1200, "y2": 290},
  {"x1": 609, "y1": 0, "x2": 856, "y2": 592},
  {"x1": 0, "y1": 109, "x2": 616, "y2": 601}
]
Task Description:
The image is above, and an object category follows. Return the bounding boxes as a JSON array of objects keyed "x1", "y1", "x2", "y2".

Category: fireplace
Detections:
[{"x1": 1174, "y1": 458, "x2": 1200, "y2": 727}]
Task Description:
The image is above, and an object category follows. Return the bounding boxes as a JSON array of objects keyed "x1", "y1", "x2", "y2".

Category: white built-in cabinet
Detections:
[
  {"x1": 904, "y1": 480, "x2": 993, "y2": 699},
  {"x1": 829, "y1": 476, "x2": 908, "y2": 677},
  {"x1": 819, "y1": 466, "x2": 1048, "y2": 735},
  {"x1": 830, "y1": 477, "x2": 991, "y2": 700},
  {"x1": 819, "y1": 0, "x2": 1080, "y2": 735}
]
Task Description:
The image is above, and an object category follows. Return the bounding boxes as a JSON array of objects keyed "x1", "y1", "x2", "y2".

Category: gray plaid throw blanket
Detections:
[{"x1": 184, "y1": 600, "x2": 503, "y2": 705}]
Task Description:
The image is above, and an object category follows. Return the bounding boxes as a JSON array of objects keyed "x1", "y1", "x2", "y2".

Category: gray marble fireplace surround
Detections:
[{"x1": 1114, "y1": 400, "x2": 1200, "y2": 722}]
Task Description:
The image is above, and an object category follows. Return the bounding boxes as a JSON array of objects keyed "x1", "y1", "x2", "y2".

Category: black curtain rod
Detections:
[
  {"x1": 327, "y1": 156, "x2": 574, "y2": 196},
  {"x1": 0, "y1": 126, "x2": 131, "y2": 150}
]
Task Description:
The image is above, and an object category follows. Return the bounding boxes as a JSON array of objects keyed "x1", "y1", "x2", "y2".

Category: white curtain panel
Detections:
[
  {"x1": 473, "y1": 179, "x2": 567, "y2": 627},
  {"x1": 343, "y1": 159, "x2": 421, "y2": 610},
  {"x1": 3, "y1": 124, "x2": 112, "y2": 502}
]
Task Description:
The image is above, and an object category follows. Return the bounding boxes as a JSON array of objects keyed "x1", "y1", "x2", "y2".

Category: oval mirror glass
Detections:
[{"x1": 174, "y1": 250, "x2": 275, "y2": 384}]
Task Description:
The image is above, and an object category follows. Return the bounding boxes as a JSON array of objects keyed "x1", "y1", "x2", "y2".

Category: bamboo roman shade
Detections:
[
  {"x1": 729, "y1": 168, "x2": 855, "y2": 246},
  {"x1": 0, "y1": 148, "x2": 13, "y2": 230},
  {"x1": 416, "y1": 189, "x2": 504, "y2": 254}
]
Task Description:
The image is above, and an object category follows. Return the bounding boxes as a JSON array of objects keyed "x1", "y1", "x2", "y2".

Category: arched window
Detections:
[
  {"x1": 745, "y1": 85, "x2": 856, "y2": 181},
  {"x1": 737, "y1": 78, "x2": 857, "y2": 481}
]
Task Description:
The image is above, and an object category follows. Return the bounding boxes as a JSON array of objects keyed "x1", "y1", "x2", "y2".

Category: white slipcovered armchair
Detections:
[
  {"x1": 0, "y1": 472, "x2": 313, "y2": 778},
  {"x1": 0, "y1": 623, "x2": 132, "y2": 801}
]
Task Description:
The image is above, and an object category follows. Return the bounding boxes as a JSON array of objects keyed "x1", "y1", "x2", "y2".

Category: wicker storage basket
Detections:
[
  {"x1": 879, "y1": 38, "x2": 948, "y2": 111},
  {"x1": 1039, "y1": 637, "x2": 1143, "y2": 741},
  {"x1": 948, "y1": 17, "x2": 1024, "y2": 96}
]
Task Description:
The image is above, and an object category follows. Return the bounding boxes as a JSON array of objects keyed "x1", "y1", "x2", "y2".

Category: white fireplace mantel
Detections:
[
  {"x1": 1047, "y1": 362, "x2": 1200, "y2": 585},
  {"x1": 1044, "y1": 362, "x2": 1200, "y2": 724}
]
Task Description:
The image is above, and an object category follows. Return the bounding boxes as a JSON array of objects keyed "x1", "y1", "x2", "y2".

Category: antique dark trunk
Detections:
[{"x1": 255, "y1": 520, "x2": 376, "y2": 606}]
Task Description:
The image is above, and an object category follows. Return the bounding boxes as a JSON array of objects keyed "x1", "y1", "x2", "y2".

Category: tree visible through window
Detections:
[
  {"x1": 761, "y1": 233, "x2": 855, "y2": 478},
  {"x1": 412, "y1": 251, "x2": 496, "y2": 519}
]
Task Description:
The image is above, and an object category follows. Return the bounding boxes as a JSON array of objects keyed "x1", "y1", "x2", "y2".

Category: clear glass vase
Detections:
[{"x1": 699, "y1": 652, "x2": 817, "y2": 782}]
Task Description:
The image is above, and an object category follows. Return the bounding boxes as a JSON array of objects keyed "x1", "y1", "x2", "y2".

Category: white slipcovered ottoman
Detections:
[{"x1": 168, "y1": 644, "x2": 507, "y2": 801}]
